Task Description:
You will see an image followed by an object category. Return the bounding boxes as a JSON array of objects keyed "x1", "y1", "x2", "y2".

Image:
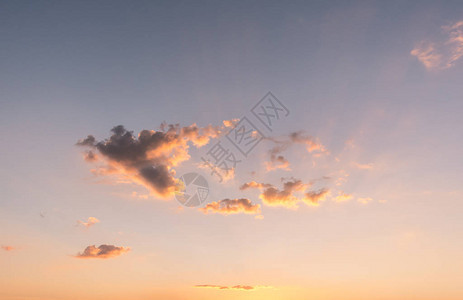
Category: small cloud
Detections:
[
  {"x1": 334, "y1": 191, "x2": 353, "y2": 202},
  {"x1": 334, "y1": 170, "x2": 349, "y2": 186},
  {"x1": 411, "y1": 42, "x2": 442, "y2": 70},
  {"x1": 131, "y1": 191, "x2": 150, "y2": 200},
  {"x1": 75, "y1": 244, "x2": 130, "y2": 259},
  {"x1": 357, "y1": 197, "x2": 373, "y2": 204},
  {"x1": 194, "y1": 284, "x2": 272, "y2": 291},
  {"x1": 1, "y1": 245, "x2": 15, "y2": 251},
  {"x1": 200, "y1": 198, "x2": 261, "y2": 215},
  {"x1": 241, "y1": 178, "x2": 308, "y2": 208},
  {"x1": 77, "y1": 217, "x2": 100, "y2": 228},
  {"x1": 254, "y1": 214, "x2": 264, "y2": 220},
  {"x1": 353, "y1": 162, "x2": 374, "y2": 170},
  {"x1": 303, "y1": 188, "x2": 330, "y2": 206},
  {"x1": 264, "y1": 131, "x2": 328, "y2": 171}
]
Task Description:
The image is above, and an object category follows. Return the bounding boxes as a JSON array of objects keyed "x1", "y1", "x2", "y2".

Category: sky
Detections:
[{"x1": 1, "y1": 1, "x2": 463, "y2": 299}]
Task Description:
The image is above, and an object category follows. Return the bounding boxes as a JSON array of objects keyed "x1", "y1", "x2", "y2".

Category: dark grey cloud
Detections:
[{"x1": 77, "y1": 122, "x2": 237, "y2": 199}]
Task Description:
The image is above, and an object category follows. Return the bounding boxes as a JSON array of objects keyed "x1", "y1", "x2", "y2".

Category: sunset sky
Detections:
[{"x1": 1, "y1": 1, "x2": 463, "y2": 299}]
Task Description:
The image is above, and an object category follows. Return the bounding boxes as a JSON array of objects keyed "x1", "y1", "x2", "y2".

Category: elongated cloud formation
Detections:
[
  {"x1": 200, "y1": 198, "x2": 261, "y2": 215},
  {"x1": 77, "y1": 121, "x2": 237, "y2": 199},
  {"x1": 411, "y1": 20, "x2": 463, "y2": 70},
  {"x1": 75, "y1": 244, "x2": 130, "y2": 259},
  {"x1": 77, "y1": 217, "x2": 100, "y2": 228},
  {"x1": 240, "y1": 178, "x2": 327, "y2": 208},
  {"x1": 1, "y1": 245, "x2": 14, "y2": 251},
  {"x1": 265, "y1": 131, "x2": 327, "y2": 171},
  {"x1": 194, "y1": 284, "x2": 268, "y2": 290}
]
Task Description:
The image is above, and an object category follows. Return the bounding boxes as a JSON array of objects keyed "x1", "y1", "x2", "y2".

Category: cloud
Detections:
[
  {"x1": 240, "y1": 178, "x2": 328, "y2": 208},
  {"x1": 77, "y1": 217, "x2": 100, "y2": 228},
  {"x1": 334, "y1": 191, "x2": 353, "y2": 202},
  {"x1": 411, "y1": 42, "x2": 442, "y2": 70},
  {"x1": 353, "y1": 162, "x2": 374, "y2": 170},
  {"x1": 411, "y1": 20, "x2": 463, "y2": 70},
  {"x1": 1, "y1": 245, "x2": 15, "y2": 251},
  {"x1": 76, "y1": 135, "x2": 96, "y2": 147},
  {"x1": 75, "y1": 244, "x2": 130, "y2": 259},
  {"x1": 357, "y1": 197, "x2": 373, "y2": 204},
  {"x1": 200, "y1": 198, "x2": 261, "y2": 215},
  {"x1": 77, "y1": 122, "x2": 237, "y2": 199},
  {"x1": 264, "y1": 132, "x2": 328, "y2": 171},
  {"x1": 303, "y1": 188, "x2": 330, "y2": 206},
  {"x1": 83, "y1": 150, "x2": 98, "y2": 162},
  {"x1": 194, "y1": 285, "x2": 271, "y2": 291},
  {"x1": 289, "y1": 131, "x2": 328, "y2": 154}
]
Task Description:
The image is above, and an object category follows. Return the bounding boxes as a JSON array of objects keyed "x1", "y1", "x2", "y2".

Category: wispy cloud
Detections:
[
  {"x1": 194, "y1": 284, "x2": 272, "y2": 291},
  {"x1": 75, "y1": 244, "x2": 130, "y2": 259},
  {"x1": 1, "y1": 245, "x2": 15, "y2": 251},
  {"x1": 411, "y1": 20, "x2": 463, "y2": 70},
  {"x1": 200, "y1": 198, "x2": 261, "y2": 215},
  {"x1": 264, "y1": 132, "x2": 328, "y2": 171},
  {"x1": 357, "y1": 197, "x2": 373, "y2": 204},
  {"x1": 353, "y1": 162, "x2": 374, "y2": 170}
]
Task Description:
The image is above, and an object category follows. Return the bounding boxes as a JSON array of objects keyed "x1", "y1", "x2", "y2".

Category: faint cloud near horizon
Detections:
[
  {"x1": 194, "y1": 284, "x2": 273, "y2": 291},
  {"x1": 411, "y1": 20, "x2": 463, "y2": 70}
]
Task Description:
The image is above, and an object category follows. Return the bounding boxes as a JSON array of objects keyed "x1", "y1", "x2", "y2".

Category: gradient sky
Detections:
[{"x1": 1, "y1": 1, "x2": 463, "y2": 299}]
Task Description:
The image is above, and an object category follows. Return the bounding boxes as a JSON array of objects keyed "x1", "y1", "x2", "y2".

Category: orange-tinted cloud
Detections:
[
  {"x1": 357, "y1": 197, "x2": 373, "y2": 204},
  {"x1": 1, "y1": 245, "x2": 15, "y2": 251},
  {"x1": 303, "y1": 188, "x2": 330, "y2": 206},
  {"x1": 75, "y1": 244, "x2": 130, "y2": 259},
  {"x1": 77, "y1": 217, "x2": 100, "y2": 228},
  {"x1": 77, "y1": 121, "x2": 237, "y2": 199},
  {"x1": 334, "y1": 191, "x2": 353, "y2": 202},
  {"x1": 241, "y1": 178, "x2": 319, "y2": 208},
  {"x1": 200, "y1": 198, "x2": 261, "y2": 215},
  {"x1": 194, "y1": 284, "x2": 270, "y2": 291}
]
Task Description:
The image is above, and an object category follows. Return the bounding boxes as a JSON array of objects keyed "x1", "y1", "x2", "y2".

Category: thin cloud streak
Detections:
[
  {"x1": 200, "y1": 198, "x2": 261, "y2": 215},
  {"x1": 194, "y1": 284, "x2": 272, "y2": 291}
]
